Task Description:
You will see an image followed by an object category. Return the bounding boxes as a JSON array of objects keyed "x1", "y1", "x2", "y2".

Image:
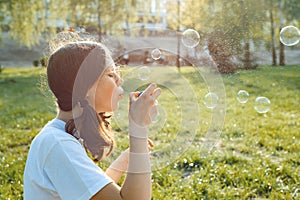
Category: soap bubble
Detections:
[
  {"x1": 280, "y1": 25, "x2": 300, "y2": 46},
  {"x1": 104, "y1": 27, "x2": 225, "y2": 172},
  {"x1": 203, "y1": 92, "x2": 219, "y2": 109},
  {"x1": 151, "y1": 48, "x2": 162, "y2": 60},
  {"x1": 138, "y1": 66, "x2": 151, "y2": 81},
  {"x1": 150, "y1": 101, "x2": 166, "y2": 124},
  {"x1": 254, "y1": 96, "x2": 271, "y2": 114},
  {"x1": 237, "y1": 90, "x2": 249, "y2": 104},
  {"x1": 182, "y1": 29, "x2": 200, "y2": 48}
]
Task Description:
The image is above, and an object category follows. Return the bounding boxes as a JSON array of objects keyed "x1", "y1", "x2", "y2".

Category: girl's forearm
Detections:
[{"x1": 120, "y1": 137, "x2": 151, "y2": 200}]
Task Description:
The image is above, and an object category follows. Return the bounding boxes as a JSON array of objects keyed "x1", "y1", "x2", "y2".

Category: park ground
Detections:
[{"x1": 0, "y1": 65, "x2": 299, "y2": 199}]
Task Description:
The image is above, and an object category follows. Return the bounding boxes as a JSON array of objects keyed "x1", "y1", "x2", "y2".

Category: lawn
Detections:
[{"x1": 0, "y1": 66, "x2": 299, "y2": 199}]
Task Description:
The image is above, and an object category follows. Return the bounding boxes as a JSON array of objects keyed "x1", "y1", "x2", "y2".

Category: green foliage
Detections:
[
  {"x1": 0, "y1": 66, "x2": 299, "y2": 199},
  {"x1": 32, "y1": 60, "x2": 39, "y2": 67},
  {"x1": 39, "y1": 56, "x2": 48, "y2": 67},
  {"x1": 1, "y1": 0, "x2": 299, "y2": 54}
]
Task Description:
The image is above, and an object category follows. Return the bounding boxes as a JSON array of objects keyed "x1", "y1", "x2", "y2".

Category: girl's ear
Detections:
[{"x1": 86, "y1": 82, "x2": 97, "y2": 108}]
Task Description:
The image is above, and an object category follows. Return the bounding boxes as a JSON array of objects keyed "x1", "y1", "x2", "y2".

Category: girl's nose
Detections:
[{"x1": 117, "y1": 77, "x2": 124, "y2": 86}]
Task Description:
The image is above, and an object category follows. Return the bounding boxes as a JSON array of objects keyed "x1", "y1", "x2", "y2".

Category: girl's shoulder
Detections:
[
  {"x1": 39, "y1": 118, "x2": 68, "y2": 139},
  {"x1": 31, "y1": 118, "x2": 77, "y2": 150}
]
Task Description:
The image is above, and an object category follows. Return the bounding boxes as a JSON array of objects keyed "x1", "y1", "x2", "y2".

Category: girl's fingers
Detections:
[
  {"x1": 129, "y1": 92, "x2": 135, "y2": 104},
  {"x1": 143, "y1": 83, "x2": 157, "y2": 96},
  {"x1": 151, "y1": 88, "x2": 161, "y2": 100},
  {"x1": 135, "y1": 91, "x2": 142, "y2": 98},
  {"x1": 148, "y1": 139, "x2": 154, "y2": 148}
]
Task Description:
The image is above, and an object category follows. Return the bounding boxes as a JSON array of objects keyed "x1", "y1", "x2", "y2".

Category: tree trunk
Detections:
[
  {"x1": 279, "y1": 32, "x2": 285, "y2": 66},
  {"x1": 270, "y1": 8, "x2": 277, "y2": 66},
  {"x1": 176, "y1": 0, "x2": 181, "y2": 71},
  {"x1": 279, "y1": 0, "x2": 285, "y2": 66},
  {"x1": 209, "y1": 0, "x2": 215, "y2": 17},
  {"x1": 97, "y1": 1, "x2": 102, "y2": 42},
  {"x1": 240, "y1": 0, "x2": 251, "y2": 69},
  {"x1": 244, "y1": 41, "x2": 251, "y2": 69}
]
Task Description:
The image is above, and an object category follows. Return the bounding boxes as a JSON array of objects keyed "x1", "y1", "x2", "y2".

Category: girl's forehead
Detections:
[{"x1": 105, "y1": 56, "x2": 115, "y2": 67}]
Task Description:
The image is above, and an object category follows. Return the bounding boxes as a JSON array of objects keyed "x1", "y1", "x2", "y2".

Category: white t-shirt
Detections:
[{"x1": 23, "y1": 118, "x2": 113, "y2": 200}]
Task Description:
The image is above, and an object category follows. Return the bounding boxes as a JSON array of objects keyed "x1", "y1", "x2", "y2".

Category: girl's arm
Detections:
[
  {"x1": 105, "y1": 149, "x2": 129, "y2": 183},
  {"x1": 91, "y1": 83, "x2": 160, "y2": 200},
  {"x1": 91, "y1": 131, "x2": 151, "y2": 200},
  {"x1": 106, "y1": 139, "x2": 154, "y2": 184}
]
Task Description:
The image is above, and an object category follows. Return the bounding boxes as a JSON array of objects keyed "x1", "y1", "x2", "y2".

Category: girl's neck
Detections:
[
  {"x1": 57, "y1": 110, "x2": 73, "y2": 122},
  {"x1": 56, "y1": 105, "x2": 83, "y2": 122}
]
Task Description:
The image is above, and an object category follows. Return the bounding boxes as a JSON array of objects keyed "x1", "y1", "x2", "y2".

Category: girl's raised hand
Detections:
[{"x1": 129, "y1": 83, "x2": 161, "y2": 128}]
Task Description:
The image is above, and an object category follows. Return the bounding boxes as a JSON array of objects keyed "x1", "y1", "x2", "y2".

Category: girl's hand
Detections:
[{"x1": 129, "y1": 83, "x2": 161, "y2": 127}]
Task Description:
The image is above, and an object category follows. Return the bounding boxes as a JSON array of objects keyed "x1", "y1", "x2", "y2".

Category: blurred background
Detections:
[
  {"x1": 0, "y1": 0, "x2": 299, "y2": 69},
  {"x1": 0, "y1": 1, "x2": 299, "y2": 199}
]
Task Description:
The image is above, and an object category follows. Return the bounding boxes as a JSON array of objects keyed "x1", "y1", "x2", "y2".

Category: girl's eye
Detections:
[{"x1": 108, "y1": 73, "x2": 115, "y2": 78}]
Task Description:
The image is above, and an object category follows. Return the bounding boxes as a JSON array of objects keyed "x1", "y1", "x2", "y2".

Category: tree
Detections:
[
  {"x1": 179, "y1": 0, "x2": 267, "y2": 72},
  {"x1": 2, "y1": 0, "x2": 69, "y2": 47},
  {"x1": 278, "y1": 0, "x2": 285, "y2": 65},
  {"x1": 66, "y1": 0, "x2": 127, "y2": 41},
  {"x1": 0, "y1": 0, "x2": 140, "y2": 47},
  {"x1": 279, "y1": 0, "x2": 300, "y2": 66},
  {"x1": 267, "y1": 0, "x2": 278, "y2": 66},
  {"x1": 0, "y1": 0, "x2": 10, "y2": 41}
]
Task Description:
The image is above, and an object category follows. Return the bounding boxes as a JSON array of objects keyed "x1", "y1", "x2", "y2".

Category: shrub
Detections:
[
  {"x1": 40, "y1": 56, "x2": 48, "y2": 67},
  {"x1": 207, "y1": 29, "x2": 238, "y2": 74},
  {"x1": 33, "y1": 60, "x2": 39, "y2": 67}
]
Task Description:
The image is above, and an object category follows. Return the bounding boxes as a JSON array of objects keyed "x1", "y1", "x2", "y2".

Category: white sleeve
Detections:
[{"x1": 44, "y1": 139, "x2": 113, "y2": 200}]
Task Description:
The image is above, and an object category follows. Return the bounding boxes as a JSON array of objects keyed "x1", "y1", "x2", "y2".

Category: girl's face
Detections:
[{"x1": 87, "y1": 59, "x2": 124, "y2": 113}]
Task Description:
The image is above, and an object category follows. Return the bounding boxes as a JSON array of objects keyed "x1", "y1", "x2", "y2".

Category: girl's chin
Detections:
[
  {"x1": 110, "y1": 102, "x2": 120, "y2": 112},
  {"x1": 112, "y1": 104, "x2": 120, "y2": 112}
]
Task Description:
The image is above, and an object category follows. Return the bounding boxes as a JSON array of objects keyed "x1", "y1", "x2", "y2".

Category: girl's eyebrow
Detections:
[{"x1": 104, "y1": 67, "x2": 115, "y2": 73}]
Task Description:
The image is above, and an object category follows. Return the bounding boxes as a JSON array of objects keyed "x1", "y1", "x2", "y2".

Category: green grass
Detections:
[{"x1": 0, "y1": 66, "x2": 299, "y2": 199}]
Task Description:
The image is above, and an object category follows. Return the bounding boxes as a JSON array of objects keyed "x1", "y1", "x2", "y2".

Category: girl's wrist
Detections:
[
  {"x1": 127, "y1": 151, "x2": 151, "y2": 173},
  {"x1": 129, "y1": 136, "x2": 149, "y2": 153},
  {"x1": 128, "y1": 118, "x2": 149, "y2": 139}
]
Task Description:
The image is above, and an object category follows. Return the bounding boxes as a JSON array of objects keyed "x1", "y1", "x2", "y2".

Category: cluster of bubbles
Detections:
[
  {"x1": 201, "y1": 90, "x2": 270, "y2": 114},
  {"x1": 138, "y1": 29, "x2": 201, "y2": 70},
  {"x1": 236, "y1": 90, "x2": 271, "y2": 114},
  {"x1": 280, "y1": 25, "x2": 300, "y2": 46},
  {"x1": 138, "y1": 28, "x2": 201, "y2": 81},
  {"x1": 113, "y1": 26, "x2": 274, "y2": 172},
  {"x1": 137, "y1": 65, "x2": 271, "y2": 114},
  {"x1": 138, "y1": 70, "x2": 270, "y2": 115}
]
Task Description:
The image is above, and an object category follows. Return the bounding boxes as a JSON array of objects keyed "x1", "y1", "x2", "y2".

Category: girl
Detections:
[{"x1": 23, "y1": 41, "x2": 161, "y2": 200}]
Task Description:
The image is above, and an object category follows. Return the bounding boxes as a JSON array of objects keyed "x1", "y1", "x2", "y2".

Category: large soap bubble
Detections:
[{"x1": 101, "y1": 28, "x2": 225, "y2": 171}]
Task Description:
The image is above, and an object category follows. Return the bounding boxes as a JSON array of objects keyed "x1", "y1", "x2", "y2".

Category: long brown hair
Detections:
[{"x1": 47, "y1": 42, "x2": 114, "y2": 161}]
